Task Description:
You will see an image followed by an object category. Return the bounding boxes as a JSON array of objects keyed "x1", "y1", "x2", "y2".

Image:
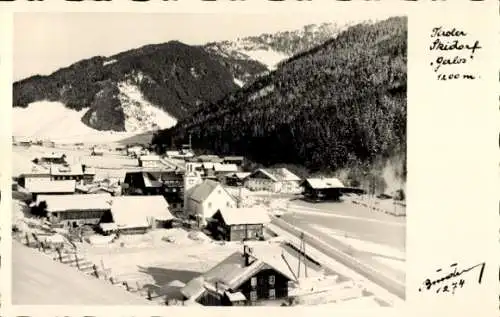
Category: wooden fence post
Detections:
[
  {"x1": 75, "y1": 253, "x2": 80, "y2": 270},
  {"x1": 93, "y1": 264, "x2": 99, "y2": 278}
]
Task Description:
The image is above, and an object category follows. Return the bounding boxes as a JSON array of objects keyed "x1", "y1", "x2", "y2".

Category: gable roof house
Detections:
[
  {"x1": 180, "y1": 244, "x2": 297, "y2": 306},
  {"x1": 208, "y1": 207, "x2": 271, "y2": 241},
  {"x1": 35, "y1": 193, "x2": 112, "y2": 228},
  {"x1": 99, "y1": 196, "x2": 175, "y2": 235},
  {"x1": 245, "y1": 168, "x2": 302, "y2": 194},
  {"x1": 185, "y1": 180, "x2": 236, "y2": 225},
  {"x1": 300, "y1": 177, "x2": 365, "y2": 202},
  {"x1": 50, "y1": 164, "x2": 85, "y2": 182},
  {"x1": 26, "y1": 179, "x2": 76, "y2": 200},
  {"x1": 225, "y1": 172, "x2": 251, "y2": 187},
  {"x1": 123, "y1": 171, "x2": 164, "y2": 196}
]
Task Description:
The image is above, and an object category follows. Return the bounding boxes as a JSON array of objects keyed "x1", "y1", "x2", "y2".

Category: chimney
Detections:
[{"x1": 243, "y1": 245, "x2": 250, "y2": 266}]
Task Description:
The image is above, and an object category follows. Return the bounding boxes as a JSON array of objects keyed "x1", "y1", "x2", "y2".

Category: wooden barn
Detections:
[
  {"x1": 26, "y1": 179, "x2": 76, "y2": 200},
  {"x1": 34, "y1": 193, "x2": 113, "y2": 228},
  {"x1": 300, "y1": 178, "x2": 365, "y2": 202},
  {"x1": 181, "y1": 244, "x2": 296, "y2": 306},
  {"x1": 123, "y1": 171, "x2": 164, "y2": 196},
  {"x1": 207, "y1": 207, "x2": 270, "y2": 241},
  {"x1": 99, "y1": 195, "x2": 174, "y2": 235}
]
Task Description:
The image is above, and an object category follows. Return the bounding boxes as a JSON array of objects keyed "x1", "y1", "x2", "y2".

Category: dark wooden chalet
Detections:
[
  {"x1": 123, "y1": 171, "x2": 164, "y2": 196},
  {"x1": 149, "y1": 171, "x2": 185, "y2": 211},
  {"x1": 180, "y1": 245, "x2": 295, "y2": 306},
  {"x1": 207, "y1": 207, "x2": 270, "y2": 241},
  {"x1": 300, "y1": 178, "x2": 365, "y2": 202}
]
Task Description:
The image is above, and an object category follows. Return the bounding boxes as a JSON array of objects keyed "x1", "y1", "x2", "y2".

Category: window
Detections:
[
  {"x1": 269, "y1": 275, "x2": 275, "y2": 285},
  {"x1": 250, "y1": 277, "x2": 257, "y2": 287},
  {"x1": 269, "y1": 289, "x2": 276, "y2": 300},
  {"x1": 250, "y1": 290, "x2": 257, "y2": 301}
]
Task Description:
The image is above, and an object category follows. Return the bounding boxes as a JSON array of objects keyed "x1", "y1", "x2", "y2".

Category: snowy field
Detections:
[{"x1": 13, "y1": 97, "x2": 176, "y2": 144}]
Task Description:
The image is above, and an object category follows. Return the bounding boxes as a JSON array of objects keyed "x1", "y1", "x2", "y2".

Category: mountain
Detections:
[
  {"x1": 202, "y1": 22, "x2": 350, "y2": 86},
  {"x1": 12, "y1": 21, "x2": 354, "y2": 138},
  {"x1": 152, "y1": 17, "x2": 407, "y2": 190}
]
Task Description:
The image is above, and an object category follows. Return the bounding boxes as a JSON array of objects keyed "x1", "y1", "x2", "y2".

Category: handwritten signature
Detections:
[{"x1": 419, "y1": 262, "x2": 485, "y2": 294}]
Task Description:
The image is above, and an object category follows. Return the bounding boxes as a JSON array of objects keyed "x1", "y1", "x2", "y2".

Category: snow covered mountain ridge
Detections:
[{"x1": 13, "y1": 21, "x2": 357, "y2": 140}]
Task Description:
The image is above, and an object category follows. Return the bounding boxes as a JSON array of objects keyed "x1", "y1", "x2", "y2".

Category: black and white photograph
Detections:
[{"x1": 10, "y1": 12, "x2": 407, "y2": 307}]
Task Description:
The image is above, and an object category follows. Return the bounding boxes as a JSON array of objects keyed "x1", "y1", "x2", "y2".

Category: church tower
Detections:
[{"x1": 183, "y1": 162, "x2": 203, "y2": 215}]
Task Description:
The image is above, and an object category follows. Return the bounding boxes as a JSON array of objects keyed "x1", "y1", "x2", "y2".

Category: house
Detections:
[
  {"x1": 149, "y1": 171, "x2": 184, "y2": 212},
  {"x1": 40, "y1": 153, "x2": 67, "y2": 165},
  {"x1": 213, "y1": 163, "x2": 239, "y2": 175},
  {"x1": 127, "y1": 145, "x2": 146, "y2": 157},
  {"x1": 91, "y1": 147, "x2": 105, "y2": 156},
  {"x1": 300, "y1": 178, "x2": 365, "y2": 202},
  {"x1": 14, "y1": 136, "x2": 31, "y2": 147},
  {"x1": 50, "y1": 164, "x2": 85, "y2": 182},
  {"x1": 181, "y1": 244, "x2": 296, "y2": 306},
  {"x1": 34, "y1": 193, "x2": 112, "y2": 228},
  {"x1": 19, "y1": 169, "x2": 51, "y2": 189},
  {"x1": 138, "y1": 155, "x2": 161, "y2": 168},
  {"x1": 99, "y1": 196, "x2": 175, "y2": 235},
  {"x1": 207, "y1": 207, "x2": 271, "y2": 241},
  {"x1": 196, "y1": 155, "x2": 224, "y2": 163},
  {"x1": 223, "y1": 156, "x2": 245, "y2": 167},
  {"x1": 166, "y1": 149, "x2": 195, "y2": 160},
  {"x1": 225, "y1": 172, "x2": 251, "y2": 187},
  {"x1": 123, "y1": 171, "x2": 164, "y2": 196},
  {"x1": 184, "y1": 179, "x2": 237, "y2": 225},
  {"x1": 42, "y1": 139, "x2": 55, "y2": 148},
  {"x1": 82, "y1": 165, "x2": 96, "y2": 184},
  {"x1": 245, "y1": 168, "x2": 301, "y2": 194},
  {"x1": 26, "y1": 179, "x2": 76, "y2": 200}
]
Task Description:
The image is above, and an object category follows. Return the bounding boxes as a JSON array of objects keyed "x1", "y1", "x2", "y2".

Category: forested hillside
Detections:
[{"x1": 153, "y1": 17, "x2": 407, "y2": 188}]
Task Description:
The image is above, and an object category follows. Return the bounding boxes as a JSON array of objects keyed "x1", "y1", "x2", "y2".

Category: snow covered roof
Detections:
[
  {"x1": 226, "y1": 172, "x2": 251, "y2": 180},
  {"x1": 140, "y1": 155, "x2": 160, "y2": 161},
  {"x1": 188, "y1": 180, "x2": 233, "y2": 203},
  {"x1": 110, "y1": 196, "x2": 173, "y2": 229},
  {"x1": 213, "y1": 163, "x2": 238, "y2": 173},
  {"x1": 37, "y1": 193, "x2": 113, "y2": 212},
  {"x1": 302, "y1": 177, "x2": 345, "y2": 189},
  {"x1": 26, "y1": 180, "x2": 76, "y2": 194},
  {"x1": 250, "y1": 168, "x2": 301, "y2": 182},
  {"x1": 217, "y1": 207, "x2": 270, "y2": 225},
  {"x1": 41, "y1": 152, "x2": 65, "y2": 159},
  {"x1": 181, "y1": 243, "x2": 298, "y2": 301},
  {"x1": 50, "y1": 164, "x2": 84, "y2": 176}
]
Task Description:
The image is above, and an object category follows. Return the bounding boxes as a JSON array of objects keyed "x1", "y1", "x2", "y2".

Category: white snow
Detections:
[
  {"x1": 12, "y1": 101, "x2": 134, "y2": 144},
  {"x1": 233, "y1": 78, "x2": 244, "y2": 87},
  {"x1": 117, "y1": 81, "x2": 178, "y2": 133},
  {"x1": 103, "y1": 59, "x2": 117, "y2": 66},
  {"x1": 239, "y1": 48, "x2": 289, "y2": 70}
]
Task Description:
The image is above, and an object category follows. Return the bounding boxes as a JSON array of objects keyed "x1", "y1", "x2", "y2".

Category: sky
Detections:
[{"x1": 14, "y1": 11, "x2": 405, "y2": 81}]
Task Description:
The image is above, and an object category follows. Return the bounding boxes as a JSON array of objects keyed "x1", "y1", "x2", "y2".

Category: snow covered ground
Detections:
[
  {"x1": 117, "y1": 81, "x2": 177, "y2": 132},
  {"x1": 240, "y1": 48, "x2": 289, "y2": 70},
  {"x1": 309, "y1": 224, "x2": 405, "y2": 272},
  {"x1": 13, "y1": 101, "x2": 136, "y2": 144}
]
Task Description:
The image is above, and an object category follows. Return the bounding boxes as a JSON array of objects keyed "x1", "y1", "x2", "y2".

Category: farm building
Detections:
[
  {"x1": 123, "y1": 171, "x2": 164, "y2": 196},
  {"x1": 207, "y1": 207, "x2": 271, "y2": 241},
  {"x1": 184, "y1": 178, "x2": 237, "y2": 226},
  {"x1": 195, "y1": 155, "x2": 224, "y2": 163},
  {"x1": 18, "y1": 170, "x2": 51, "y2": 189},
  {"x1": 181, "y1": 244, "x2": 296, "y2": 306},
  {"x1": 245, "y1": 168, "x2": 301, "y2": 194},
  {"x1": 25, "y1": 179, "x2": 76, "y2": 200},
  {"x1": 39, "y1": 153, "x2": 67, "y2": 165},
  {"x1": 213, "y1": 163, "x2": 239, "y2": 174},
  {"x1": 149, "y1": 171, "x2": 184, "y2": 212},
  {"x1": 300, "y1": 178, "x2": 365, "y2": 202},
  {"x1": 82, "y1": 165, "x2": 96, "y2": 184},
  {"x1": 50, "y1": 164, "x2": 85, "y2": 182},
  {"x1": 34, "y1": 193, "x2": 112, "y2": 228},
  {"x1": 138, "y1": 155, "x2": 161, "y2": 168},
  {"x1": 99, "y1": 195, "x2": 174, "y2": 235},
  {"x1": 223, "y1": 156, "x2": 245, "y2": 167},
  {"x1": 225, "y1": 172, "x2": 251, "y2": 187}
]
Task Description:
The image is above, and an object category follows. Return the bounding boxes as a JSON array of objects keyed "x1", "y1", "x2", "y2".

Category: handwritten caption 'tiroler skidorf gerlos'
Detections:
[{"x1": 429, "y1": 27, "x2": 482, "y2": 81}]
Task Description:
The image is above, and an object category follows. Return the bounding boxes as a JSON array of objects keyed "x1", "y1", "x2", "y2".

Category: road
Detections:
[{"x1": 272, "y1": 199, "x2": 406, "y2": 298}]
